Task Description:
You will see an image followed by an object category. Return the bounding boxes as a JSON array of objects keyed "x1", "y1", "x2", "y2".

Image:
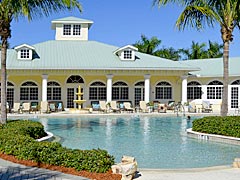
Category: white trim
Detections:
[
  {"x1": 113, "y1": 45, "x2": 138, "y2": 54},
  {"x1": 14, "y1": 44, "x2": 35, "y2": 50},
  {"x1": 37, "y1": 131, "x2": 54, "y2": 142}
]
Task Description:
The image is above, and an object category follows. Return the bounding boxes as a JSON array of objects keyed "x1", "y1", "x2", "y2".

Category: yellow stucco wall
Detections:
[{"x1": 4, "y1": 71, "x2": 240, "y2": 109}]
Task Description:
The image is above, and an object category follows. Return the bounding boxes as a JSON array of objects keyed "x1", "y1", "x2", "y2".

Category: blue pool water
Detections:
[{"x1": 31, "y1": 115, "x2": 240, "y2": 169}]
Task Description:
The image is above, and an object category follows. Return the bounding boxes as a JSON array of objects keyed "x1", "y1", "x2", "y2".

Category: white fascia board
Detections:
[{"x1": 14, "y1": 44, "x2": 35, "y2": 50}]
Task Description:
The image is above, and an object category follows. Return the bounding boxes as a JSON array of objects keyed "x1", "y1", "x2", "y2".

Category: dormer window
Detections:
[
  {"x1": 20, "y1": 49, "x2": 30, "y2": 59},
  {"x1": 123, "y1": 50, "x2": 132, "y2": 59},
  {"x1": 15, "y1": 44, "x2": 35, "y2": 60},
  {"x1": 114, "y1": 45, "x2": 138, "y2": 61},
  {"x1": 63, "y1": 24, "x2": 81, "y2": 36}
]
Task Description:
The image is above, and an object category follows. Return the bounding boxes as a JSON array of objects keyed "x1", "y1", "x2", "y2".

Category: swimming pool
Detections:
[{"x1": 32, "y1": 115, "x2": 240, "y2": 169}]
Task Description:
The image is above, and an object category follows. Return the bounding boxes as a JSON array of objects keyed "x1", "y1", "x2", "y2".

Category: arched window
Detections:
[
  {"x1": 134, "y1": 81, "x2": 145, "y2": 106},
  {"x1": 207, "y1": 80, "x2": 223, "y2": 99},
  {"x1": 66, "y1": 75, "x2": 84, "y2": 83},
  {"x1": 0, "y1": 82, "x2": 15, "y2": 108},
  {"x1": 112, "y1": 81, "x2": 128, "y2": 100},
  {"x1": 155, "y1": 81, "x2": 172, "y2": 99},
  {"x1": 208, "y1": 80, "x2": 223, "y2": 85},
  {"x1": 231, "y1": 80, "x2": 240, "y2": 108},
  {"x1": 47, "y1": 81, "x2": 61, "y2": 101},
  {"x1": 135, "y1": 81, "x2": 144, "y2": 86},
  {"x1": 231, "y1": 80, "x2": 240, "y2": 85},
  {"x1": 187, "y1": 81, "x2": 202, "y2": 100},
  {"x1": 89, "y1": 81, "x2": 106, "y2": 100},
  {"x1": 20, "y1": 81, "x2": 38, "y2": 101}
]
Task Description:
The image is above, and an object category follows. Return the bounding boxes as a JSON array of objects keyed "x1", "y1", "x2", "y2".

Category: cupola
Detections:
[{"x1": 51, "y1": 16, "x2": 93, "y2": 41}]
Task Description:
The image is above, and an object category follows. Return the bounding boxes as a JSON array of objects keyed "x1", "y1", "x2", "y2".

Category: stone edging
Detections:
[
  {"x1": 186, "y1": 128, "x2": 240, "y2": 145},
  {"x1": 36, "y1": 131, "x2": 54, "y2": 142}
]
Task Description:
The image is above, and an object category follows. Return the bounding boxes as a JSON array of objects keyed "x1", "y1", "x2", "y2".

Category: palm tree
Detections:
[
  {"x1": 0, "y1": 0, "x2": 82, "y2": 124},
  {"x1": 179, "y1": 40, "x2": 223, "y2": 60},
  {"x1": 0, "y1": 40, "x2": 10, "y2": 49},
  {"x1": 180, "y1": 41, "x2": 208, "y2": 59},
  {"x1": 154, "y1": 47, "x2": 181, "y2": 60},
  {"x1": 133, "y1": 34, "x2": 162, "y2": 55},
  {"x1": 154, "y1": 0, "x2": 240, "y2": 116},
  {"x1": 207, "y1": 40, "x2": 223, "y2": 58}
]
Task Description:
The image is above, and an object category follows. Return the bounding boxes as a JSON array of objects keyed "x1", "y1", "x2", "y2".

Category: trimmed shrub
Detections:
[
  {"x1": 192, "y1": 116, "x2": 240, "y2": 138},
  {"x1": 0, "y1": 120, "x2": 115, "y2": 173}
]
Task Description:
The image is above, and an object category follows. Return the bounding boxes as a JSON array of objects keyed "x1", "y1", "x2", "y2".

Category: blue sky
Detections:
[{"x1": 10, "y1": 0, "x2": 240, "y2": 57}]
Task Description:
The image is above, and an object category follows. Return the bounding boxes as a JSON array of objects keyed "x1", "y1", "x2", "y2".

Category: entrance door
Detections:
[
  {"x1": 67, "y1": 87, "x2": 84, "y2": 108},
  {"x1": 134, "y1": 81, "x2": 145, "y2": 106},
  {"x1": 231, "y1": 86, "x2": 239, "y2": 109}
]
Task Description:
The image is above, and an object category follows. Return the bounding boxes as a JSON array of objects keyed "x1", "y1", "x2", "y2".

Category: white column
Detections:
[
  {"x1": 181, "y1": 76, "x2": 188, "y2": 104},
  {"x1": 106, "y1": 74, "x2": 113, "y2": 103},
  {"x1": 42, "y1": 74, "x2": 48, "y2": 102},
  {"x1": 201, "y1": 85, "x2": 207, "y2": 100},
  {"x1": 144, "y1": 74, "x2": 151, "y2": 103}
]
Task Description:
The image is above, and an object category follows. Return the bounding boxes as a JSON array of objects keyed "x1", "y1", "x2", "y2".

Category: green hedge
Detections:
[
  {"x1": 0, "y1": 120, "x2": 115, "y2": 173},
  {"x1": 192, "y1": 116, "x2": 240, "y2": 138}
]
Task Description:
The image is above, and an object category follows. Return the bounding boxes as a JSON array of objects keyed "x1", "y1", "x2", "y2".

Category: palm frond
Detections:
[{"x1": 176, "y1": 4, "x2": 217, "y2": 30}]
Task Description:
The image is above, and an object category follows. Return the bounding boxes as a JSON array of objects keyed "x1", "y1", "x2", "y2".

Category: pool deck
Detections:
[
  {"x1": 1, "y1": 157, "x2": 240, "y2": 180},
  {"x1": 2, "y1": 111, "x2": 240, "y2": 180}
]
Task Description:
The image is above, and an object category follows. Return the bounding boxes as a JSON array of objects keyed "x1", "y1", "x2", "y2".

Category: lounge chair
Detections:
[
  {"x1": 22, "y1": 102, "x2": 31, "y2": 113},
  {"x1": 235, "y1": 106, "x2": 240, "y2": 114},
  {"x1": 49, "y1": 102, "x2": 56, "y2": 112},
  {"x1": 30, "y1": 102, "x2": 39, "y2": 113},
  {"x1": 123, "y1": 102, "x2": 134, "y2": 112},
  {"x1": 110, "y1": 101, "x2": 120, "y2": 113},
  {"x1": 139, "y1": 101, "x2": 148, "y2": 113},
  {"x1": 153, "y1": 101, "x2": 159, "y2": 112},
  {"x1": 99, "y1": 101, "x2": 107, "y2": 113},
  {"x1": 57, "y1": 102, "x2": 63, "y2": 111},
  {"x1": 40, "y1": 101, "x2": 49, "y2": 113},
  {"x1": 202, "y1": 101, "x2": 213, "y2": 113},
  {"x1": 188, "y1": 101, "x2": 196, "y2": 113},
  {"x1": 11, "y1": 102, "x2": 20, "y2": 113},
  {"x1": 167, "y1": 101, "x2": 175, "y2": 110}
]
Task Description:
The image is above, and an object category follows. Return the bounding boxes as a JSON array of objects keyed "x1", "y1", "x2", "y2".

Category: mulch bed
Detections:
[{"x1": 0, "y1": 153, "x2": 121, "y2": 180}]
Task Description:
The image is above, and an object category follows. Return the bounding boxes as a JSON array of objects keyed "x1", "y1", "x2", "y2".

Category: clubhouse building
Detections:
[{"x1": 1, "y1": 17, "x2": 240, "y2": 114}]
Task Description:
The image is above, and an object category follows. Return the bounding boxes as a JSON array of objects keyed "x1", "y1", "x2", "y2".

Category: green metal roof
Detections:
[
  {"x1": 181, "y1": 58, "x2": 240, "y2": 77},
  {"x1": 51, "y1": 16, "x2": 93, "y2": 29},
  {"x1": 4, "y1": 40, "x2": 199, "y2": 71}
]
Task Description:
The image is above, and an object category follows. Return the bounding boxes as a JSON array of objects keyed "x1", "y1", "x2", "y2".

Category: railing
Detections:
[{"x1": 174, "y1": 101, "x2": 185, "y2": 117}]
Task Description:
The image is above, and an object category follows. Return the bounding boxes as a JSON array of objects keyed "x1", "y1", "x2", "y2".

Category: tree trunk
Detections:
[
  {"x1": 221, "y1": 40, "x2": 229, "y2": 116},
  {"x1": 1, "y1": 38, "x2": 7, "y2": 124}
]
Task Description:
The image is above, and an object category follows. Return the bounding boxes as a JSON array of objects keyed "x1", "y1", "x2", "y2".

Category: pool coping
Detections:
[
  {"x1": 36, "y1": 131, "x2": 54, "y2": 142},
  {"x1": 138, "y1": 165, "x2": 233, "y2": 172},
  {"x1": 186, "y1": 128, "x2": 240, "y2": 145}
]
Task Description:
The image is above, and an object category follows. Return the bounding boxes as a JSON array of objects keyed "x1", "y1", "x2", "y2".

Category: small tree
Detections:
[
  {"x1": 0, "y1": 0, "x2": 82, "y2": 124},
  {"x1": 154, "y1": 0, "x2": 240, "y2": 116}
]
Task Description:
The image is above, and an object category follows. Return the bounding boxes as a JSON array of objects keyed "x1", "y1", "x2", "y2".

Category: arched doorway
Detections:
[
  {"x1": 231, "y1": 80, "x2": 240, "y2": 109},
  {"x1": 134, "y1": 81, "x2": 144, "y2": 106},
  {"x1": 66, "y1": 75, "x2": 84, "y2": 108}
]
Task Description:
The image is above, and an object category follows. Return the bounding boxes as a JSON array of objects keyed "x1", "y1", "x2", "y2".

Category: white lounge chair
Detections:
[
  {"x1": 188, "y1": 101, "x2": 196, "y2": 113},
  {"x1": 202, "y1": 101, "x2": 213, "y2": 113},
  {"x1": 123, "y1": 102, "x2": 134, "y2": 112},
  {"x1": 40, "y1": 101, "x2": 49, "y2": 113},
  {"x1": 139, "y1": 101, "x2": 148, "y2": 113},
  {"x1": 110, "y1": 101, "x2": 120, "y2": 113},
  {"x1": 11, "y1": 102, "x2": 20, "y2": 113},
  {"x1": 99, "y1": 101, "x2": 107, "y2": 113},
  {"x1": 22, "y1": 102, "x2": 31, "y2": 113}
]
